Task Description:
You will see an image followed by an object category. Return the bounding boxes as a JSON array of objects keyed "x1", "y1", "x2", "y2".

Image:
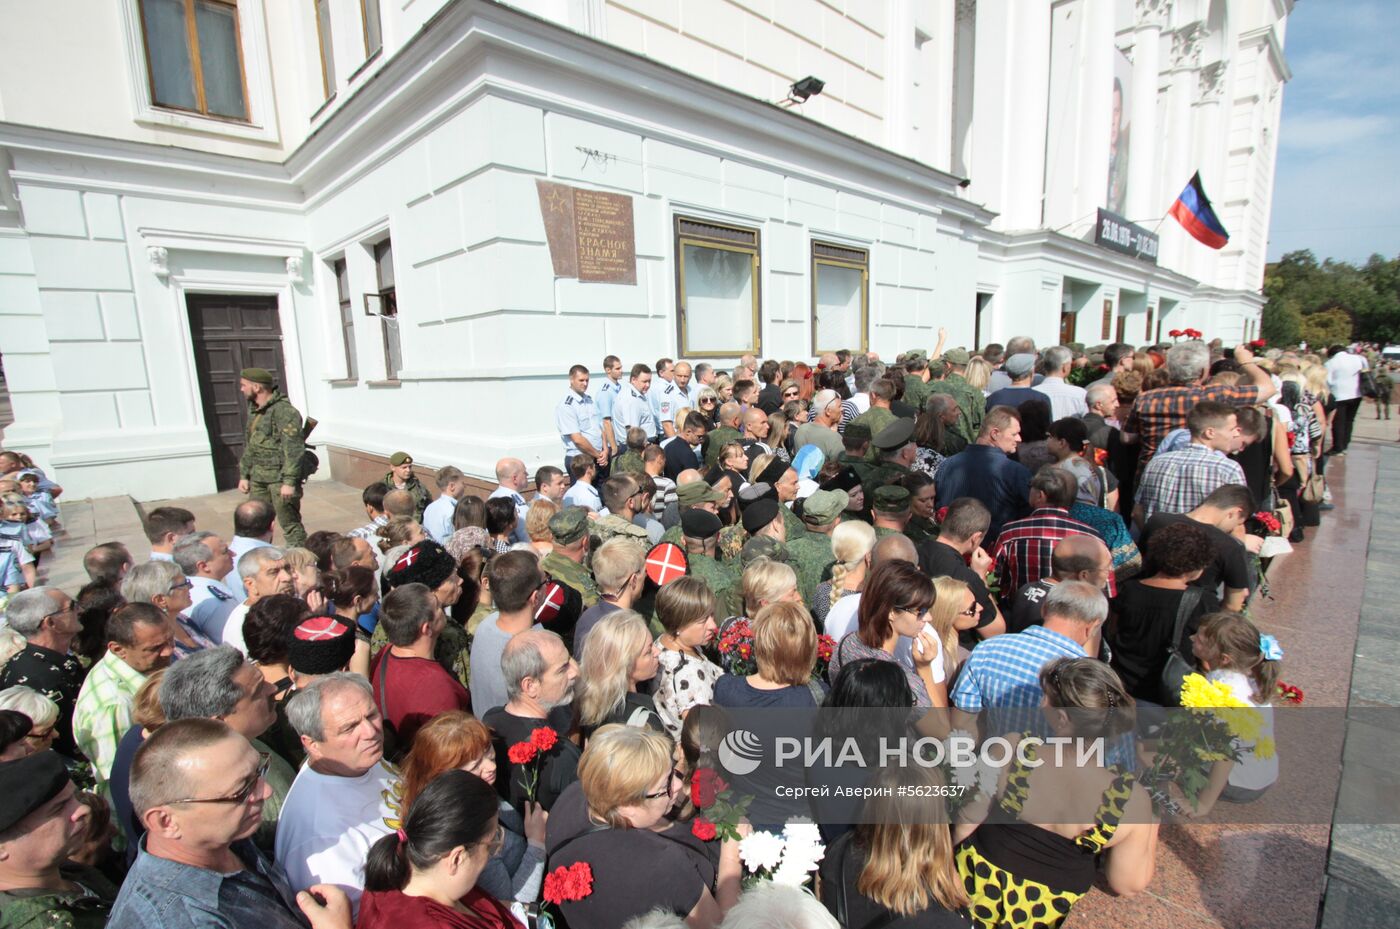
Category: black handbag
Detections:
[{"x1": 1158, "y1": 586, "x2": 1204, "y2": 707}]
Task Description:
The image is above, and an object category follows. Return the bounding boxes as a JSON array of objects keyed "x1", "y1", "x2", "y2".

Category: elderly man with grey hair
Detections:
[
  {"x1": 1125, "y1": 340, "x2": 1276, "y2": 470},
  {"x1": 1032, "y1": 345, "x2": 1088, "y2": 420},
  {"x1": 482, "y1": 629, "x2": 581, "y2": 812},
  {"x1": 173, "y1": 530, "x2": 239, "y2": 642},
  {"x1": 220, "y1": 546, "x2": 294, "y2": 655},
  {"x1": 276, "y1": 671, "x2": 398, "y2": 915},
  {"x1": 0, "y1": 585, "x2": 83, "y2": 757},
  {"x1": 987, "y1": 335, "x2": 1040, "y2": 392},
  {"x1": 122, "y1": 559, "x2": 218, "y2": 660}
]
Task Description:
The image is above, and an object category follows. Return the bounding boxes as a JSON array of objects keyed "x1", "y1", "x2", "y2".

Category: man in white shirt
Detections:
[
  {"x1": 223, "y1": 499, "x2": 276, "y2": 590},
  {"x1": 488, "y1": 458, "x2": 531, "y2": 543},
  {"x1": 276, "y1": 673, "x2": 399, "y2": 916},
  {"x1": 612, "y1": 363, "x2": 657, "y2": 447},
  {"x1": 221, "y1": 547, "x2": 295, "y2": 654},
  {"x1": 421, "y1": 466, "x2": 466, "y2": 545},
  {"x1": 172, "y1": 531, "x2": 239, "y2": 643},
  {"x1": 1033, "y1": 345, "x2": 1088, "y2": 420},
  {"x1": 1325, "y1": 344, "x2": 1369, "y2": 455}
]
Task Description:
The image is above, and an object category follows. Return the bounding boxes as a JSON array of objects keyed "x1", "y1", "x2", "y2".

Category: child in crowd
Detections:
[
  {"x1": 0, "y1": 496, "x2": 52, "y2": 558},
  {"x1": 18, "y1": 471, "x2": 60, "y2": 528}
]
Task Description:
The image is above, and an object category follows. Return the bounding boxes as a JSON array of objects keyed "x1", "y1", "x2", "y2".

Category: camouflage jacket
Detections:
[
  {"x1": 688, "y1": 551, "x2": 740, "y2": 618},
  {"x1": 383, "y1": 471, "x2": 431, "y2": 522},
  {"x1": 0, "y1": 864, "x2": 116, "y2": 929},
  {"x1": 850, "y1": 407, "x2": 898, "y2": 461},
  {"x1": 704, "y1": 426, "x2": 743, "y2": 468},
  {"x1": 905, "y1": 515, "x2": 938, "y2": 544},
  {"x1": 926, "y1": 374, "x2": 985, "y2": 446},
  {"x1": 612, "y1": 450, "x2": 646, "y2": 475},
  {"x1": 862, "y1": 461, "x2": 911, "y2": 500},
  {"x1": 593, "y1": 514, "x2": 652, "y2": 546},
  {"x1": 240, "y1": 391, "x2": 305, "y2": 485},
  {"x1": 541, "y1": 551, "x2": 599, "y2": 608},
  {"x1": 874, "y1": 525, "x2": 909, "y2": 542},
  {"x1": 903, "y1": 374, "x2": 931, "y2": 412},
  {"x1": 787, "y1": 531, "x2": 835, "y2": 603}
]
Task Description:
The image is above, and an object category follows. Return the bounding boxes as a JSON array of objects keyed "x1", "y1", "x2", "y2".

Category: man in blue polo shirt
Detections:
[{"x1": 934, "y1": 405, "x2": 1032, "y2": 547}]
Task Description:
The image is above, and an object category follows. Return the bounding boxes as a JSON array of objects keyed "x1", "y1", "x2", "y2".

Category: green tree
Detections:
[
  {"x1": 1262, "y1": 249, "x2": 1400, "y2": 346},
  {"x1": 1300, "y1": 307, "x2": 1352, "y2": 347}
]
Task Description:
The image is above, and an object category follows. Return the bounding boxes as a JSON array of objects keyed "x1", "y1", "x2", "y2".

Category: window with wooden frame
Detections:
[
  {"x1": 811, "y1": 242, "x2": 869, "y2": 355},
  {"x1": 368, "y1": 239, "x2": 401, "y2": 380},
  {"x1": 361, "y1": 0, "x2": 382, "y2": 57},
  {"x1": 675, "y1": 217, "x2": 760, "y2": 358},
  {"x1": 138, "y1": 0, "x2": 249, "y2": 121},
  {"x1": 333, "y1": 258, "x2": 357, "y2": 380},
  {"x1": 314, "y1": 0, "x2": 336, "y2": 99}
]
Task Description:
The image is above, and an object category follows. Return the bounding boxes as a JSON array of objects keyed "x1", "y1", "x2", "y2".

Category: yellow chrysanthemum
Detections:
[
  {"x1": 1180, "y1": 673, "x2": 1247, "y2": 709},
  {"x1": 1197, "y1": 750, "x2": 1231, "y2": 762},
  {"x1": 1254, "y1": 736, "x2": 1276, "y2": 761}
]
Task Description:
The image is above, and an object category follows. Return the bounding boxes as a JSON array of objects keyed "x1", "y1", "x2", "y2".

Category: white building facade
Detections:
[{"x1": 0, "y1": 0, "x2": 1290, "y2": 498}]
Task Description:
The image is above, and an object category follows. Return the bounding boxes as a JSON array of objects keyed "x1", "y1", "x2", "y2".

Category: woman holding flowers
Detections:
[
  {"x1": 360, "y1": 769, "x2": 522, "y2": 929},
  {"x1": 713, "y1": 600, "x2": 820, "y2": 710},
  {"x1": 954, "y1": 658, "x2": 1158, "y2": 929},
  {"x1": 544, "y1": 725, "x2": 744, "y2": 929},
  {"x1": 654, "y1": 577, "x2": 725, "y2": 739},
  {"x1": 397, "y1": 712, "x2": 547, "y2": 907}
]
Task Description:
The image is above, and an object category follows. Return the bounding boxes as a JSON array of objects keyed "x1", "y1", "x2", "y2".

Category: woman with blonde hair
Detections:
[
  {"x1": 397, "y1": 711, "x2": 547, "y2": 904},
  {"x1": 695, "y1": 385, "x2": 721, "y2": 427},
  {"x1": 653, "y1": 577, "x2": 723, "y2": 738},
  {"x1": 820, "y1": 763, "x2": 971, "y2": 927},
  {"x1": 737, "y1": 557, "x2": 801, "y2": 618},
  {"x1": 525, "y1": 496, "x2": 559, "y2": 556},
  {"x1": 576, "y1": 610, "x2": 665, "y2": 741},
  {"x1": 545, "y1": 725, "x2": 745, "y2": 928},
  {"x1": 964, "y1": 356, "x2": 992, "y2": 394},
  {"x1": 714, "y1": 601, "x2": 819, "y2": 710},
  {"x1": 281, "y1": 546, "x2": 320, "y2": 601},
  {"x1": 714, "y1": 374, "x2": 734, "y2": 403},
  {"x1": 928, "y1": 575, "x2": 982, "y2": 685},
  {"x1": 811, "y1": 520, "x2": 876, "y2": 628}
]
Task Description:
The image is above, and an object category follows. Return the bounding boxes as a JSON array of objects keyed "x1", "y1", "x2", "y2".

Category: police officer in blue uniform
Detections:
[
  {"x1": 594, "y1": 354, "x2": 624, "y2": 463},
  {"x1": 556, "y1": 364, "x2": 607, "y2": 474},
  {"x1": 613, "y1": 362, "x2": 657, "y2": 448}
]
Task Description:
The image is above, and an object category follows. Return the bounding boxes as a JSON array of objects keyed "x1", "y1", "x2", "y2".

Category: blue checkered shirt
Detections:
[
  {"x1": 951, "y1": 625, "x2": 1085, "y2": 716},
  {"x1": 1134, "y1": 442, "x2": 1247, "y2": 522}
]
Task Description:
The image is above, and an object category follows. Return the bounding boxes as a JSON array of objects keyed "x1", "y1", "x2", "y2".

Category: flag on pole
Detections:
[{"x1": 1168, "y1": 172, "x2": 1230, "y2": 249}]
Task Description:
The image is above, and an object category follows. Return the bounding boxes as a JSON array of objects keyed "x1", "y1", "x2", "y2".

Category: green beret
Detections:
[
  {"x1": 676, "y1": 480, "x2": 726, "y2": 506},
  {"x1": 389, "y1": 451, "x2": 412, "y2": 467},
  {"x1": 741, "y1": 535, "x2": 790, "y2": 567},
  {"x1": 843, "y1": 423, "x2": 872, "y2": 443},
  {"x1": 0, "y1": 751, "x2": 69, "y2": 833},
  {"x1": 872, "y1": 485, "x2": 911, "y2": 514},
  {"x1": 943, "y1": 348, "x2": 971, "y2": 366},
  {"x1": 240, "y1": 367, "x2": 275, "y2": 386},
  {"x1": 548, "y1": 507, "x2": 590, "y2": 545},
  {"x1": 801, "y1": 489, "x2": 848, "y2": 526},
  {"x1": 872, "y1": 418, "x2": 915, "y2": 450}
]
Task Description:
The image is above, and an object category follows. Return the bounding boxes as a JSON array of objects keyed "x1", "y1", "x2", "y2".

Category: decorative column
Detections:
[{"x1": 1126, "y1": 0, "x2": 1170, "y2": 221}]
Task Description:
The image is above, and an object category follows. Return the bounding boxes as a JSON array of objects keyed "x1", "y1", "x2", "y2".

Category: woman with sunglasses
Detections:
[
  {"x1": 120, "y1": 559, "x2": 212, "y2": 660},
  {"x1": 398, "y1": 712, "x2": 547, "y2": 907},
  {"x1": 361, "y1": 768, "x2": 522, "y2": 929},
  {"x1": 695, "y1": 387, "x2": 722, "y2": 427},
  {"x1": 0, "y1": 688, "x2": 58, "y2": 758},
  {"x1": 828, "y1": 560, "x2": 942, "y2": 709},
  {"x1": 545, "y1": 725, "x2": 746, "y2": 929}
]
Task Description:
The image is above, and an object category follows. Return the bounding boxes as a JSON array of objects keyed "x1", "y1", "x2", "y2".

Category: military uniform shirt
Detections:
[
  {"x1": 596, "y1": 377, "x2": 623, "y2": 426},
  {"x1": 239, "y1": 391, "x2": 304, "y2": 486},
  {"x1": 925, "y1": 374, "x2": 986, "y2": 447},
  {"x1": 556, "y1": 389, "x2": 603, "y2": 456},
  {"x1": 612, "y1": 386, "x2": 657, "y2": 445},
  {"x1": 653, "y1": 379, "x2": 685, "y2": 434}
]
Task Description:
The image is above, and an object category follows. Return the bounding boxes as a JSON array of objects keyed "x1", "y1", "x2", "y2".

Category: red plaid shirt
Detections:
[
  {"x1": 1125, "y1": 383, "x2": 1261, "y2": 470},
  {"x1": 993, "y1": 508, "x2": 1111, "y2": 600}
]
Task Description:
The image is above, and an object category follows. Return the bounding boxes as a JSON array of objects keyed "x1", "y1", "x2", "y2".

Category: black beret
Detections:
[
  {"x1": 820, "y1": 466, "x2": 863, "y2": 494},
  {"x1": 385, "y1": 539, "x2": 458, "y2": 590},
  {"x1": 0, "y1": 751, "x2": 70, "y2": 833},
  {"x1": 680, "y1": 509, "x2": 723, "y2": 540},
  {"x1": 741, "y1": 499, "x2": 781, "y2": 534}
]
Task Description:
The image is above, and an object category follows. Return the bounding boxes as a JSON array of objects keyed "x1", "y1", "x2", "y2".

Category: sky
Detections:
[{"x1": 1267, "y1": 0, "x2": 1400, "y2": 265}]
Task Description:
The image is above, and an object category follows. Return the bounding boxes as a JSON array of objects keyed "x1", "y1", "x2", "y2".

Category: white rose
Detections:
[{"x1": 739, "y1": 831, "x2": 786, "y2": 874}]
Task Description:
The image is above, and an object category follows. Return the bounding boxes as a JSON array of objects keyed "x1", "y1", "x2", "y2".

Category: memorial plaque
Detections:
[
  {"x1": 536, "y1": 180, "x2": 578, "y2": 278},
  {"x1": 573, "y1": 188, "x2": 636, "y2": 284}
]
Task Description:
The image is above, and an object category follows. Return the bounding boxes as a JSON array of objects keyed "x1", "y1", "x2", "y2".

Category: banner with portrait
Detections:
[{"x1": 1106, "y1": 50, "x2": 1133, "y2": 214}]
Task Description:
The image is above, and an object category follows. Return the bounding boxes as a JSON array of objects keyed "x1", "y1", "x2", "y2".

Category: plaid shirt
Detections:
[
  {"x1": 951, "y1": 625, "x2": 1086, "y2": 713},
  {"x1": 1125, "y1": 383, "x2": 1260, "y2": 469},
  {"x1": 73, "y1": 650, "x2": 147, "y2": 789},
  {"x1": 1134, "y1": 443, "x2": 1246, "y2": 523},
  {"x1": 993, "y1": 508, "x2": 1110, "y2": 598}
]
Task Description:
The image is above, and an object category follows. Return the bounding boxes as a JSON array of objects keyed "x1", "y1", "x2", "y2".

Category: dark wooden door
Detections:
[
  {"x1": 1060, "y1": 309, "x2": 1075, "y2": 345},
  {"x1": 1115, "y1": 315, "x2": 1126, "y2": 344},
  {"x1": 187, "y1": 294, "x2": 286, "y2": 490}
]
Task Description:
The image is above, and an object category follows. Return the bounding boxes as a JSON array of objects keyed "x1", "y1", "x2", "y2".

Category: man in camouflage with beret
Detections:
[
  {"x1": 902, "y1": 350, "x2": 932, "y2": 412},
  {"x1": 679, "y1": 509, "x2": 739, "y2": 618},
  {"x1": 237, "y1": 367, "x2": 308, "y2": 547},
  {"x1": 660, "y1": 479, "x2": 728, "y2": 547},
  {"x1": 871, "y1": 485, "x2": 913, "y2": 540},
  {"x1": 925, "y1": 347, "x2": 986, "y2": 447},
  {"x1": 542, "y1": 507, "x2": 599, "y2": 609},
  {"x1": 788, "y1": 488, "x2": 845, "y2": 603},
  {"x1": 387, "y1": 451, "x2": 431, "y2": 522}
]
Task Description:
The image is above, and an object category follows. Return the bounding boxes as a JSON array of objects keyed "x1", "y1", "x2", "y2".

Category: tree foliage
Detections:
[{"x1": 1263, "y1": 250, "x2": 1400, "y2": 346}]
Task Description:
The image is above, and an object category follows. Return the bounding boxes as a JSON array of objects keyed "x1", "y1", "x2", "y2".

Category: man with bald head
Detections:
[
  {"x1": 489, "y1": 457, "x2": 530, "y2": 543},
  {"x1": 742, "y1": 407, "x2": 772, "y2": 457},
  {"x1": 223, "y1": 499, "x2": 276, "y2": 590},
  {"x1": 704, "y1": 402, "x2": 743, "y2": 468},
  {"x1": 672, "y1": 361, "x2": 698, "y2": 410},
  {"x1": 1004, "y1": 535, "x2": 1112, "y2": 634}
]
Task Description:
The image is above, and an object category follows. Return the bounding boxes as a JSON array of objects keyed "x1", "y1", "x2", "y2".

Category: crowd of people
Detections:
[{"x1": 0, "y1": 333, "x2": 1366, "y2": 929}]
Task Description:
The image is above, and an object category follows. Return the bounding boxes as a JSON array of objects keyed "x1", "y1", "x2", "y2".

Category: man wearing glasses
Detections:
[
  {"x1": 109, "y1": 718, "x2": 351, "y2": 929},
  {"x1": 0, "y1": 586, "x2": 84, "y2": 759}
]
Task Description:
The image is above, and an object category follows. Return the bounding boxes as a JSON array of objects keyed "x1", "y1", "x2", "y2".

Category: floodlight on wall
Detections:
[{"x1": 777, "y1": 76, "x2": 825, "y2": 108}]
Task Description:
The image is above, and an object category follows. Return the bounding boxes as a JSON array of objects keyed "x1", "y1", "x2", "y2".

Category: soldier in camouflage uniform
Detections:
[
  {"x1": 660, "y1": 480, "x2": 729, "y2": 547},
  {"x1": 902, "y1": 350, "x2": 932, "y2": 412},
  {"x1": 925, "y1": 347, "x2": 985, "y2": 447},
  {"x1": 611, "y1": 426, "x2": 649, "y2": 476},
  {"x1": 0, "y1": 752, "x2": 117, "y2": 929},
  {"x1": 703, "y1": 402, "x2": 744, "y2": 469},
  {"x1": 237, "y1": 367, "x2": 308, "y2": 548},
  {"x1": 837, "y1": 423, "x2": 875, "y2": 487},
  {"x1": 871, "y1": 485, "x2": 912, "y2": 541},
  {"x1": 862, "y1": 418, "x2": 916, "y2": 501},
  {"x1": 787, "y1": 489, "x2": 846, "y2": 604},
  {"x1": 541, "y1": 508, "x2": 599, "y2": 609},
  {"x1": 680, "y1": 509, "x2": 740, "y2": 618},
  {"x1": 383, "y1": 451, "x2": 430, "y2": 522},
  {"x1": 849, "y1": 379, "x2": 899, "y2": 462}
]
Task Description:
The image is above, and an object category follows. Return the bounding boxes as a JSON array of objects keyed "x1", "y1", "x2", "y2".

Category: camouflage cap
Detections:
[
  {"x1": 240, "y1": 367, "x2": 275, "y2": 386},
  {"x1": 741, "y1": 535, "x2": 790, "y2": 567},
  {"x1": 676, "y1": 480, "x2": 726, "y2": 506},
  {"x1": 548, "y1": 506, "x2": 590, "y2": 545},
  {"x1": 801, "y1": 489, "x2": 848, "y2": 526},
  {"x1": 872, "y1": 485, "x2": 912, "y2": 514},
  {"x1": 943, "y1": 347, "x2": 972, "y2": 366}
]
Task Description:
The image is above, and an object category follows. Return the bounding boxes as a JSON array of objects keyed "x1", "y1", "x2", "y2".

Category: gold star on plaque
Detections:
[{"x1": 546, "y1": 189, "x2": 568, "y2": 213}]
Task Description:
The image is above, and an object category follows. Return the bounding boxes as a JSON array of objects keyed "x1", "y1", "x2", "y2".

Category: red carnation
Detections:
[
  {"x1": 507, "y1": 741, "x2": 538, "y2": 765},
  {"x1": 530, "y1": 727, "x2": 559, "y2": 752},
  {"x1": 1169, "y1": 329, "x2": 1183, "y2": 338},
  {"x1": 935, "y1": 506, "x2": 949, "y2": 524},
  {"x1": 816, "y1": 634, "x2": 835, "y2": 662},
  {"x1": 691, "y1": 816, "x2": 718, "y2": 841},
  {"x1": 543, "y1": 862, "x2": 594, "y2": 904},
  {"x1": 691, "y1": 768, "x2": 726, "y2": 809}
]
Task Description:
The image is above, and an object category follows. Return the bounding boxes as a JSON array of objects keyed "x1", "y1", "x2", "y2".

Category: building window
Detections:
[
  {"x1": 333, "y1": 258, "x2": 357, "y2": 380},
  {"x1": 675, "y1": 217, "x2": 760, "y2": 357},
  {"x1": 314, "y1": 0, "x2": 336, "y2": 98},
  {"x1": 138, "y1": 0, "x2": 248, "y2": 121},
  {"x1": 1060, "y1": 308, "x2": 1075, "y2": 345},
  {"x1": 811, "y1": 242, "x2": 868, "y2": 355},
  {"x1": 1115, "y1": 314, "x2": 1126, "y2": 344},
  {"x1": 361, "y1": 0, "x2": 382, "y2": 56},
  {"x1": 372, "y1": 239, "x2": 400, "y2": 380}
]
